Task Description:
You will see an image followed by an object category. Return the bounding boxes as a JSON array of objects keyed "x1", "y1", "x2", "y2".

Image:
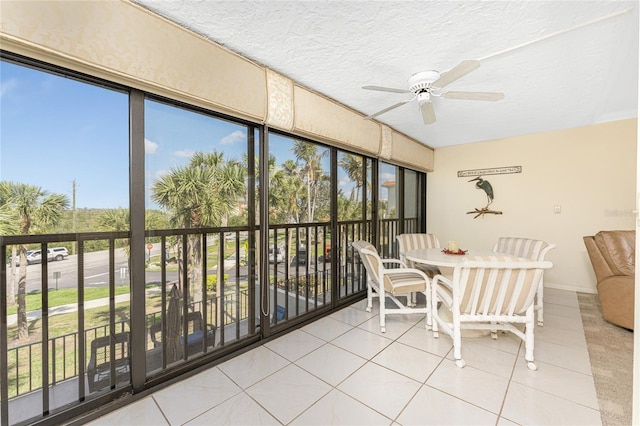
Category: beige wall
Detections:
[{"x1": 427, "y1": 119, "x2": 637, "y2": 292}]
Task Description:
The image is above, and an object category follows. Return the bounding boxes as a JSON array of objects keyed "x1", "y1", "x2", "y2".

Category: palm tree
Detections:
[
  {"x1": 151, "y1": 151, "x2": 245, "y2": 308},
  {"x1": 338, "y1": 153, "x2": 364, "y2": 203},
  {"x1": 292, "y1": 141, "x2": 328, "y2": 223},
  {"x1": 0, "y1": 186, "x2": 19, "y2": 306},
  {"x1": 271, "y1": 159, "x2": 307, "y2": 274},
  {"x1": 1, "y1": 181, "x2": 69, "y2": 340}
]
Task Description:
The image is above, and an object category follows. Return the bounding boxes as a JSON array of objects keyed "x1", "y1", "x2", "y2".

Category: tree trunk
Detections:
[
  {"x1": 7, "y1": 246, "x2": 16, "y2": 306},
  {"x1": 190, "y1": 234, "x2": 203, "y2": 304},
  {"x1": 216, "y1": 234, "x2": 223, "y2": 329},
  {"x1": 17, "y1": 248, "x2": 28, "y2": 340},
  {"x1": 177, "y1": 242, "x2": 184, "y2": 292}
]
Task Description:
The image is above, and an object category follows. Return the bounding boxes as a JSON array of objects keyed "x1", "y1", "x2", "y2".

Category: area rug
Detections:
[{"x1": 577, "y1": 292, "x2": 633, "y2": 426}]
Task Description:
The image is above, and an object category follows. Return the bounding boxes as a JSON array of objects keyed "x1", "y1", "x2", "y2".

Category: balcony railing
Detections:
[{"x1": 1, "y1": 217, "x2": 408, "y2": 424}]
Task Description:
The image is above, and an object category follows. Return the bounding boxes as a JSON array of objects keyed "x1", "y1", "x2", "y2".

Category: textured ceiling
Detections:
[{"x1": 134, "y1": 1, "x2": 638, "y2": 149}]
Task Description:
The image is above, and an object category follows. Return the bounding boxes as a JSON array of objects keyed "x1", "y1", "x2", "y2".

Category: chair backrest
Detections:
[
  {"x1": 352, "y1": 240, "x2": 384, "y2": 288},
  {"x1": 397, "y1": 233, "x2": 440, "y2": 264},
  {"x1": 90, "y1": 331, "x2": 130, "y2": 368},
  {"x1": 185, "y1": 311, "x2": 204, "y2": 333},
  {"x1": 149, "y1": 311, "x2": 206, "y2": 345},
  {"x1": 451, "y1": 255, "x2": 553, "y2": 316},
  {"x1": 492, "y1": 237, "x2": 555, "y2": 261}
]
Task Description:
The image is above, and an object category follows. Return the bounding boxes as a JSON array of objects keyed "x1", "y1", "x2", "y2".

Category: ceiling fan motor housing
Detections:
[{"x1": 407, "y1": 70, "x2": 440, "y2": 94}]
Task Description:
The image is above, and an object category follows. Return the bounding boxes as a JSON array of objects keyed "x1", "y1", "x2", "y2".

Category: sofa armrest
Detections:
[{"x1": 583, "y1": 236, "x2": 614, "y2": 283}]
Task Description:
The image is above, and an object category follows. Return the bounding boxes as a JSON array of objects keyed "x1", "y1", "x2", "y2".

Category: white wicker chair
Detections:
[
  {"x1": 352, "y1": 240, "x2": 431, "y2": 333},
  {"x1": 431, "y1": 255, "x2": 552, "y2": 370},
  {"x1": 396, "y1": 233, "x2": 441, "y2": 276},
  {"x1": 492, "y1": 237, "x2": 556, "y2": 326},
  {"x1": 396, "y1": 233, "x2": 441, "y2": 306}
]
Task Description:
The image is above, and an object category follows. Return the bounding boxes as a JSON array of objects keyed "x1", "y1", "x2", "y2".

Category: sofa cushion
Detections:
[{"x1": 594, "y1": 230, "x2": 635, "y2": 276}]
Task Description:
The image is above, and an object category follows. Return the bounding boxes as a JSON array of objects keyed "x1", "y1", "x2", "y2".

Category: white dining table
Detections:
[{"x1": 404, "y1": 247, "x2": 506, "y2": 269}]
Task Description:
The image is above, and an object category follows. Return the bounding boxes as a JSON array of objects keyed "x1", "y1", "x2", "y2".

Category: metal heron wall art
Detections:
[{"x1": 467, "y1": 176, "x2": 503, "y2": 218}]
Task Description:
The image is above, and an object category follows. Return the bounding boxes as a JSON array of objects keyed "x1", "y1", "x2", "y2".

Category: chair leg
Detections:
[
  {"x1": 536, "y1": 281, "x2": 544, "y2": 326},
  {"x1": 366, "y1": 279, "x2": 373, "y2": 313},
  {"x1": 379, "y1": 289, "x2": 386, "y2": 333},
  {"x1": 431, "y1": 287, "x2": 439, "y2": 337},
  {"x1": 424, "y1": 287, "x2": 432, "y2": 329},
  {"x1": 409, "y1": 292, "x2": 416, "y2": 307},
  {"x1": 453, "y1": 317, "x2": 465, "y2": 368},
  {"x1": 524, "y1": 312, "x2": 537, "y2": 371}
]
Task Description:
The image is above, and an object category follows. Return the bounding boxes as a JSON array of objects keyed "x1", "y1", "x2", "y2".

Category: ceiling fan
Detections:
[{"x1": 362, "y1": 60, "x2": 504, "y2": 125}]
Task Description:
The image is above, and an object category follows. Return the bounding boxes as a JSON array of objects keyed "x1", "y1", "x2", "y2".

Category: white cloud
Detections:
[
  {"x1": 0, "y1": 78, "x2": 18, "y2": 98},
  {"x1": 155, "y1": 169, "x2": 170, "y2": 179},
  {"x1": 338, "y1": 176, "x2": 350, "y2": 187},
  {"x1": 145, "y1": 138, "x2": 159, "y2": 154},
  {"x1": 380, "y1": 172, "x2": 396, "y2": 182},
  {"x1": 174, "y1": 149, "x2": 194, "y2": 158},
  {"x1": 220, "y1": 130, "x2": 246, "y2": 145}
]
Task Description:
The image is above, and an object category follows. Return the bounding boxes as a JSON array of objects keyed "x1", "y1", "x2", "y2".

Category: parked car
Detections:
[
  {"x1": 8, "y1": 250, "x2": 36, "y2": 266},
  {"x1": 9, "y1": 247, "x2": 69, "y2": 266},
  {"x1": 50, "y1": 247, "x2": 69, "y2": 261}
]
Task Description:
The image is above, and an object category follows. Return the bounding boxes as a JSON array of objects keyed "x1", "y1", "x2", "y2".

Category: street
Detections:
[{"x1": 5, "y1": 246, "x2": 333, "y2": 294}]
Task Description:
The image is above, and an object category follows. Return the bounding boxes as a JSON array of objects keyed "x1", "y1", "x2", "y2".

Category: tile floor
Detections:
[{"x1": 88, "y1": 288, "x2": 601, "y2": 425}]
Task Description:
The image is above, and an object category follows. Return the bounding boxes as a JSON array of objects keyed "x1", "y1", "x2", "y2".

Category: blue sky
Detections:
[
  {"x1": 1, "y1": 61, "x2": 395, "y2": 210},
  {"x1": 1, "y1": 61, "x2": 130, "y2": 208}
]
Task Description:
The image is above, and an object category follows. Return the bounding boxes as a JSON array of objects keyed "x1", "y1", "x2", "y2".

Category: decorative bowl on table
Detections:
[{"x1": 441, "y1": 248, "x2": 468, "y2": 255}]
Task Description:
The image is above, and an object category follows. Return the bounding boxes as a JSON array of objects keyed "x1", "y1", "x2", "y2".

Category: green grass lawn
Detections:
[{"x1": 6, "y1": 286, "x2": 130, "y2": 316}]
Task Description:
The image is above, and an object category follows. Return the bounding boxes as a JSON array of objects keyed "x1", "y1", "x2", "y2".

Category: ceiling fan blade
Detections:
[
  {"x1": 362, "y1": 85, "x2": 411, "y2": 94},
  {"x1": 364, "y1": 98, "x2": 414, "y2": 120},
  {"x1": 420, "y1": 102, "x2": 436, "y2": 125},
  {"x1": 442, "y1": 91, "x2": 505, "y2": 101},
  {"x1": 432, "y1": 60, "x2": 481, "y2": 89}
]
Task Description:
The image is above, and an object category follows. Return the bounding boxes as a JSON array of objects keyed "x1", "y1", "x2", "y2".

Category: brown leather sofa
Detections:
[{"x1": 583, "y1": 230, "x2": 635, "y2": 330}]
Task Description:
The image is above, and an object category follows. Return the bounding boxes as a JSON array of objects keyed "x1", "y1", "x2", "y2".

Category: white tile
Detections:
[
  {"x1": 301, "y1": 315, "x2": 355, "y2": 341},
  {"x1": 291, "y1": 389, "x2": 392, "y2": 425},
  {"x1": 330, "y1": 305, "x2": 375, "y2": 326},
  {"x1": 357, "y1": 313, "x2": 420, "y2": 340},
  {"x1": 535, "y1": 323, "x2": 587, "y2": 349},
  {"x1": 349, "y1": 298, "x2": 377, "y2": 313},
  {"x1": 185, "y1": 392, "x2": 280, "y2": 425},
  {"x1": 372, "y1": 341, "x2": 442, "y2": 382},
  {"x1": 502, "y1": 381, "x2": 601, "y2": 425},
  {"x1": 466, "y1": 330, "x2": 523, "y2": 355},
  {"x1": 87, "y1": 293, "x2": 606, "y2": 426},
  {"x1": 496, "y1": 416, "x2": 519, "y2": 425},
  {"x1": 544, "y1": 288, "x2": 580, "y2": 308},
  {"x1": 397, "y1": 323, "x2": 452, "y2": 357},
  {"x1": 264, "y1": 329, "x2": 325, "y2": 361},
  {"x1": 295, "y1": 343, "x2": 367, "y2": 386},
  {"x1": 246, "y1": 364, "x2": 332, "y2": 424},
  {"x1": 444, "y1": 339, "x2": 518, "y2": 379},
  {"x1": 217, "y1": 345, "x2": 289, "y2": 388},
  {"x1": 87, "y1": 397, "x2": 168, "y2": 426},
  {"x1": 332, "y1": 327, "x2": 393, "y2": 359},
  {"x1": 534, "y1": 338, "x2": 593, "y2": 375},
  {"x1": 426, "y1": 359, "x2": 509, "y2": 414},
  {"x1": 542, "y1": 302, "x2": 582, "y2": 319},
  {"x1": 337, "y1": 362, "x2": 421, "y2": 420},
  {"x1": 153, "y1": 367, "x2": 241, "y2": 425},
  {"x1": 542, "y1": 311, "x2": 585, "y2": 331},
  {"x1": 397, "y1": 385, "x2": 497, "y2": 425},
  {"x1": 511, "y1": 359, "x2": 599, "y2": 409}
]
